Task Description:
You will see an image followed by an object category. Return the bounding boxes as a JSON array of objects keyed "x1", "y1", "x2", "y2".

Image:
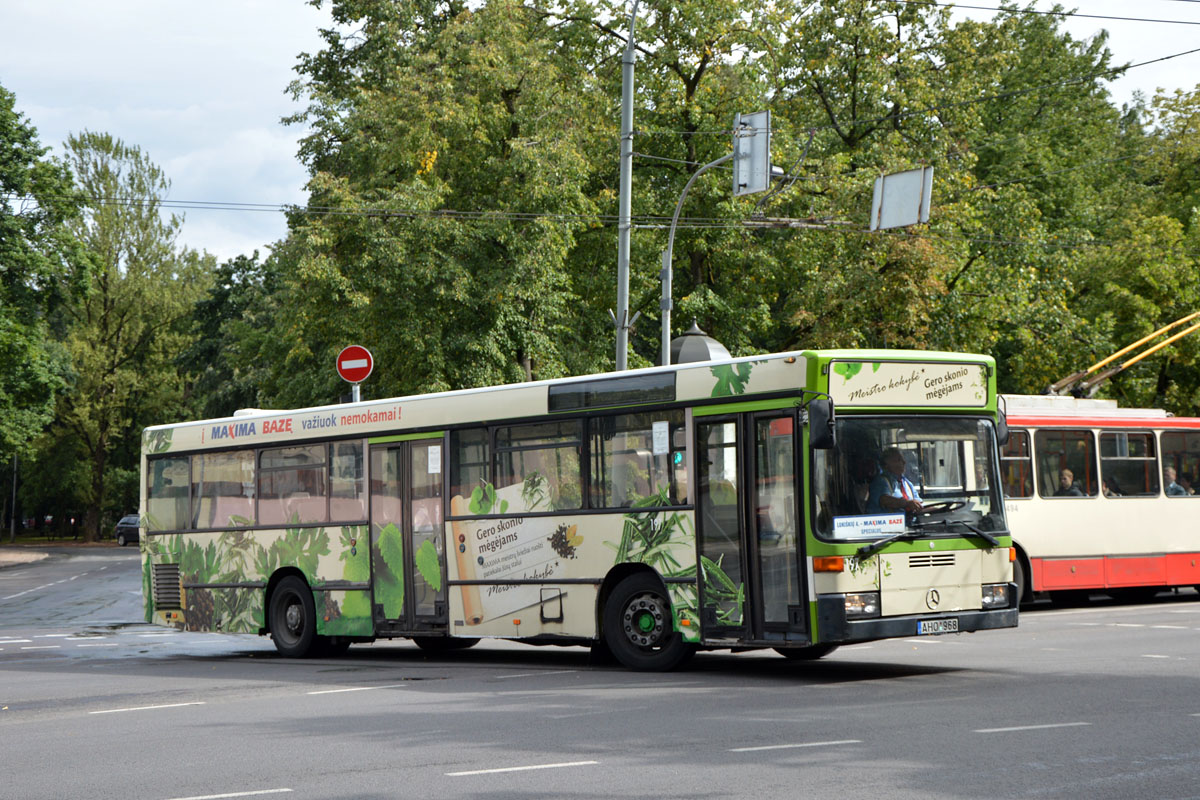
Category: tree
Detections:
[
  {"x1": 0, "y1": 84, "x2": 79, "y2": 462},
  {"x1": 33, "y1": 132, "x2": 212, "y2": 540}
]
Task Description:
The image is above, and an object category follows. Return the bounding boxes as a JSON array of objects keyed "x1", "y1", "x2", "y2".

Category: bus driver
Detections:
[{"x1": 866, "y1": 447, "x2": 924, "y2": 514}]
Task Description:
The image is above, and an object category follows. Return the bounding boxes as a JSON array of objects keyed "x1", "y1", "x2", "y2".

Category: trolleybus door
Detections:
[
  {"x1": 696, "y1": 412, "x2": 807, "y2": 642},
  {"x1": 368, "y1": 438, "x2": 448, "y2": 632}
]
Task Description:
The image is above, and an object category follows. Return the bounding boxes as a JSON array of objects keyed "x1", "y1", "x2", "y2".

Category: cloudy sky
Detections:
[{"x1": 2, "y1": 1, "x2": 1198, "y2": 263}]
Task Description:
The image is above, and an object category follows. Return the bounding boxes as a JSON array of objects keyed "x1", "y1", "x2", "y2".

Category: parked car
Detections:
[{"x1": 113, "y1": 514, "x2": 140, "y2": 546}]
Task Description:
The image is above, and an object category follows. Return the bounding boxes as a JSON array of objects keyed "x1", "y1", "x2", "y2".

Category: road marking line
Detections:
[
  {"x1": 139, "y1": 633, "x2": 176, "y2": 638},
  {"x1": 1152, "y1": 625, "x2": 1189, "y2": 630},
  {"x1": 1, "y1": 583, "x2": 55, "y2": 600},
  {"x1": 1142, "y1": 654, "x2": 1171, "y2": 659},
  {"x1": 1113, "y1": 623, "x2": 1145, "y2": 628},
  {"x1": 0, "y1": 639, "x2": 32, "y2": 644},
  {"x1": 975, "y1": 722, "x2": 1091, "y2": 733},
  {"x1": 307, "y1": 684, "x2": 411, "y2": 695},
  {"x1": 446, "y1": 761, "x2": 598, "y2": 777},
  {"x1": 730, "y1": 739, "x2": 862, "y2": 752},
  {"x1": 90, "y1": 702, "x2": 206, "y2": 715},
  {"x1": 902, "y1": 639, "x2": 943, "y2": 644},
  {"x1": 163, "y1": 790, "x2": 293, "y2": 800},
  {"x1": 20, "y1": 645, "x2": 62, "y2": 650},
  {"x1": 36, "y1": 634, "x2": 71, "y2": 638},
  {"x1": 76, "y1": 643, "x2": 120, "y2": 648},
  {"x1": 494, "y1": 670, "x2": 579, "y2": 679}
]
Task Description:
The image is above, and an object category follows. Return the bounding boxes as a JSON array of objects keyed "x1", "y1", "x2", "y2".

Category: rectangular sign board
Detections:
[{"x1": 829, "y1": 361, "x2": 988, "y2": 408}]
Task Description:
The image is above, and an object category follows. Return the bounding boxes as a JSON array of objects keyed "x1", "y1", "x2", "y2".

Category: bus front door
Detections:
[
  {"x1": 369, "y1": 438, "x2": 448, "y2": 634},
  {"x1": 696, "y1": 413, "x2": 808, "y2": 643}
]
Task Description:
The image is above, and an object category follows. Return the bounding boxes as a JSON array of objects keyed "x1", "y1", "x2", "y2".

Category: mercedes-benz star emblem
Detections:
[{"x1": 925, "y1": 588, "x2": 941, "y2": 609}]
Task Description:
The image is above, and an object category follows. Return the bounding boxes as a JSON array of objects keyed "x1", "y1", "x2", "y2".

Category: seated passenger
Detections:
[
  {"x1": 866, "y1": 447, "x2": 923, "y2": 514},
  {"x1": 1054, "y1": 468, "x2": 1084, "y2": 497},
  {"x1": 1164, "y1": 466, "x2": 1188, "y2": 497}
]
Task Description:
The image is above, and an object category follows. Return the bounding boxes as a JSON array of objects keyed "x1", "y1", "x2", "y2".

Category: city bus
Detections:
[
  {"x1": 1000, "y1": 393, "x2": 1200, "y2": 603},
  {"x1": 140, "y1": 349, "x2": 1017, "y2": 671}
]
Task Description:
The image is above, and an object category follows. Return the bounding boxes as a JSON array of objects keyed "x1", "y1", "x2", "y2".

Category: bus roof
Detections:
[{"x1": 143, "y1": 348, "x2": 996, "y2": 455}]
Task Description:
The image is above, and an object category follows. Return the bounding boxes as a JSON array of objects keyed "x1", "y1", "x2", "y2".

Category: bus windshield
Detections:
[{"x1": 813, "y1": 416, "x2": 1006, "y2": 540}]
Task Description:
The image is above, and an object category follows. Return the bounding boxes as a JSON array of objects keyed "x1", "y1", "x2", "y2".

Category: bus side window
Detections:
[
  {"x1": 1000, "y1": 430, "x2": 1033, "y2": 498},
  {"x1": 588, "y1": 410, "x2": 686, "y2": 509},
  {"x1": 1035, "y1": 428, "x2": 1097, "y2": 498},
  {"x1": 449, "y1": 428, "x2": 489, "y2": 501}
]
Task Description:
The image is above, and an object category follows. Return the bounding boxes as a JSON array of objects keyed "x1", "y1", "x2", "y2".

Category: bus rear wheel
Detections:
[
  {"x1": 775, "y1": 643, "x2": 839, "y2": 660},
  {"x1": 269, "y1": 575, "x2": 317, "y2": 658},
  {"x1": 603, "y1": 573, "x2": 695, "y2": 672}
]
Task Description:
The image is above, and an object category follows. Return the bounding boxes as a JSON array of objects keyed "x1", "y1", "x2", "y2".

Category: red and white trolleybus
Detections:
[{"x1": 1000, "y1": 393, "x2": 1200, "y2": 603}]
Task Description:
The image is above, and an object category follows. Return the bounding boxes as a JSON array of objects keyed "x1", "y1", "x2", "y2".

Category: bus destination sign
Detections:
[{"x1": 829, "y1": 360, "x2": 987, "y2": 408}]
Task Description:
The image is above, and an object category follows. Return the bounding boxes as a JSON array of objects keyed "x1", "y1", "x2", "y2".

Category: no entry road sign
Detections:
[{"x1": 337, "y1": 345, "x2": 373, "y2": 384}]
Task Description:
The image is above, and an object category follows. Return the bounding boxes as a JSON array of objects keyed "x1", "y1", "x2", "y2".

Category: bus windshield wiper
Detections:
[
  {"x1": 856, "y1": 530, "x2": 924, "y2": 559},
  {"x1": 911, "y1": 517, "x2": 1001, "y2": 548}
]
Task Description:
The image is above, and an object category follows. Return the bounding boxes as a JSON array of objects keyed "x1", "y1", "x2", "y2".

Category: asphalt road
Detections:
[{"x1": 2, "y1": 548, "x2": 1200, "y2": 800}]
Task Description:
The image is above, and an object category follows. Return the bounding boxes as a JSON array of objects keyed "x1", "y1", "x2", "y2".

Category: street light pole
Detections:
[{"x1": 614, "y1": 0, "x2": 640, "y2": 371}]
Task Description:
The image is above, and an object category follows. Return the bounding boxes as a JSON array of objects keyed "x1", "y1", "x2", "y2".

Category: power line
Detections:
[{"x1": 896, "y1": 0, "x2": 1200, "y2": 25}]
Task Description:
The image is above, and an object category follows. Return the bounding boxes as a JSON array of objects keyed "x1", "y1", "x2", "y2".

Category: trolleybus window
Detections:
[
  {"x1": 1035, "y1": 429, "x2": 1096, "y2": 498},
  {"x1": 814, "y1": 416, "x2": 1004, "y2": 539},
  {"x1": 1160, "y1": 431, "x2": 1200, "y2": 497},
  {"x1": 1099, "y1": 431, "x2": 1158, "y2": 497},
  {"x1": 1000, "y1": 430, "x2": 1033, "y2": 498}
]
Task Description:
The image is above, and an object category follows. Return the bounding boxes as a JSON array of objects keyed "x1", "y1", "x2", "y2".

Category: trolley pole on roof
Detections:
[{"x1": 613, "y1": 0, "x2": 640, "y2": 371}]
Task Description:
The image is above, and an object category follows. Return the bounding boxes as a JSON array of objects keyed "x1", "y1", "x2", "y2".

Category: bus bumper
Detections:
[{"x1": 815, "y1": 585, "x2": 1019, "y2": 643}]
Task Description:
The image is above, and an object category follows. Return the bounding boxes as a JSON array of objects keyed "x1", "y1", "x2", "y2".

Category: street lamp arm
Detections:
[{"x1": 661, "y1": 151, "x2": 734, "y2": 365}]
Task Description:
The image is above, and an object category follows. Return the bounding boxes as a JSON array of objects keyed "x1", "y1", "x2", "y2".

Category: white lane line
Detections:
[
  {"x1": 1152, "y1": 625, "x2": 1189, "y2": 630},
  {"x1": 139, "y1": 633, "x2": 176, "y2": 638},
  {"x1": 494, "y1": 670, "x2": 579, "y2": 680},
  {"x1": 1114, "y1": 623, "x2": 1145, "y2": 628},
  {"x1": 1191, "y1": 713, "x2": 1200, "y2": 717},
  {"x1": 76, "y1": 643, "x2": 120, "y2": 648},
  {"x1": 902, "y1": 639, "x2": 943, "y2": 644},
  {"x1": 730, "y1": 739, "x2": 862, "y2": 753},
  {"x1": 975, "y1": 722, "x2": 1091, "y2": 734},
  {"x1": 446, "y1": 761, "x2": 599, "y2": 777},
  {"x1": 307, "y1": 684, "x2": 411, "y2": 695},
  {"x1": 1, "y1": 583, "x2": 56, "y2": 600},
  {"x1": 90, "y1": 702, "x2": 206, "y2": 715},
  {"x1": 36, "y1": 634, "x2": 71, "y2": 639},
  {"x1": 1142, "y1": 654, "x2": 1171, "y2": 659},
  {"x1": 20, "y1": 645, "x2": 62, "y2": 651},
  {"x1": 163, "y1": 790, "x2": 293, "y2": 800},
  {"x1": 0, "y1": 639, "x2": 32, "y2": 644}
]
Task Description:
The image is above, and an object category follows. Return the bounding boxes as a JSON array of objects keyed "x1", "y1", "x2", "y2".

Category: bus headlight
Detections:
[
  {"x1": 845, "y1": 592, "x2": 880, "y2": 619},
  {"x1": 981, "y1": 583, "x2": 1010, "y2": 609}
]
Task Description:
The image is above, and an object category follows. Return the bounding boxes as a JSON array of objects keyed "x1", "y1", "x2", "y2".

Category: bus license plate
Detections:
[{"x1": 917, "y1": 618, "x2": 959, "y2": 635}]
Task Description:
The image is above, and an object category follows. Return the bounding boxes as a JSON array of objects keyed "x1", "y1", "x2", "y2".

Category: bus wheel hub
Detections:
[{"x1": 622, "y1": 593, "x2": 667, "y2": 647}]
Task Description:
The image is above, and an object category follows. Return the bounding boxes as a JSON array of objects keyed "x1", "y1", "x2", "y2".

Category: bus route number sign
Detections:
[{"x1": 337, "y1": 345, "x2": 373, "y2": 384}]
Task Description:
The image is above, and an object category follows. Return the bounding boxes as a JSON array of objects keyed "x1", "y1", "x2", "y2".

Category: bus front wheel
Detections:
[
  {"x1": 603, "y1": 573, "x2": 695, "y2": 672},
  {"x1": 269, "y1": 576, "x2": 317, "y2": 658}
]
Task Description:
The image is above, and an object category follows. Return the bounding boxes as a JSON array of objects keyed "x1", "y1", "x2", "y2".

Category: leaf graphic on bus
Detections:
[
  {"x1": 414, "y1": 538, "x2": 442, "y2": 591},
  {"x1": 710, "y1": 363, "x2": 754, "y2": 397},
  {"x1": 833, "y1": 362, "x2": 862, "y2": 380}
]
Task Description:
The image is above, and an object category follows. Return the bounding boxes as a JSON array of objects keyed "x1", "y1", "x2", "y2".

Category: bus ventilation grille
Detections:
[
  {"x1": 152, "y1": 564, "x2": 183, "y2": 609},
  {"x1": 908, "y1": 553, "x2": 956, "y2": 568}
]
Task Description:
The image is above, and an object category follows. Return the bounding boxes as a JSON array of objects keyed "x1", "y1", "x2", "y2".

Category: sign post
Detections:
[{"x1": 336, "y1": 345, "x2": 373, "y2": 403}]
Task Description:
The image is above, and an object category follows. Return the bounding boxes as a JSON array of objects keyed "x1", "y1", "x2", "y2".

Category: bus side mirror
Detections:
[
  {"x1": 996, "y1": 410, "x2": 1010, "y2": 447},
  {"x1": 808, "y1": 399, "x2": 837, "y2": 450}
]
